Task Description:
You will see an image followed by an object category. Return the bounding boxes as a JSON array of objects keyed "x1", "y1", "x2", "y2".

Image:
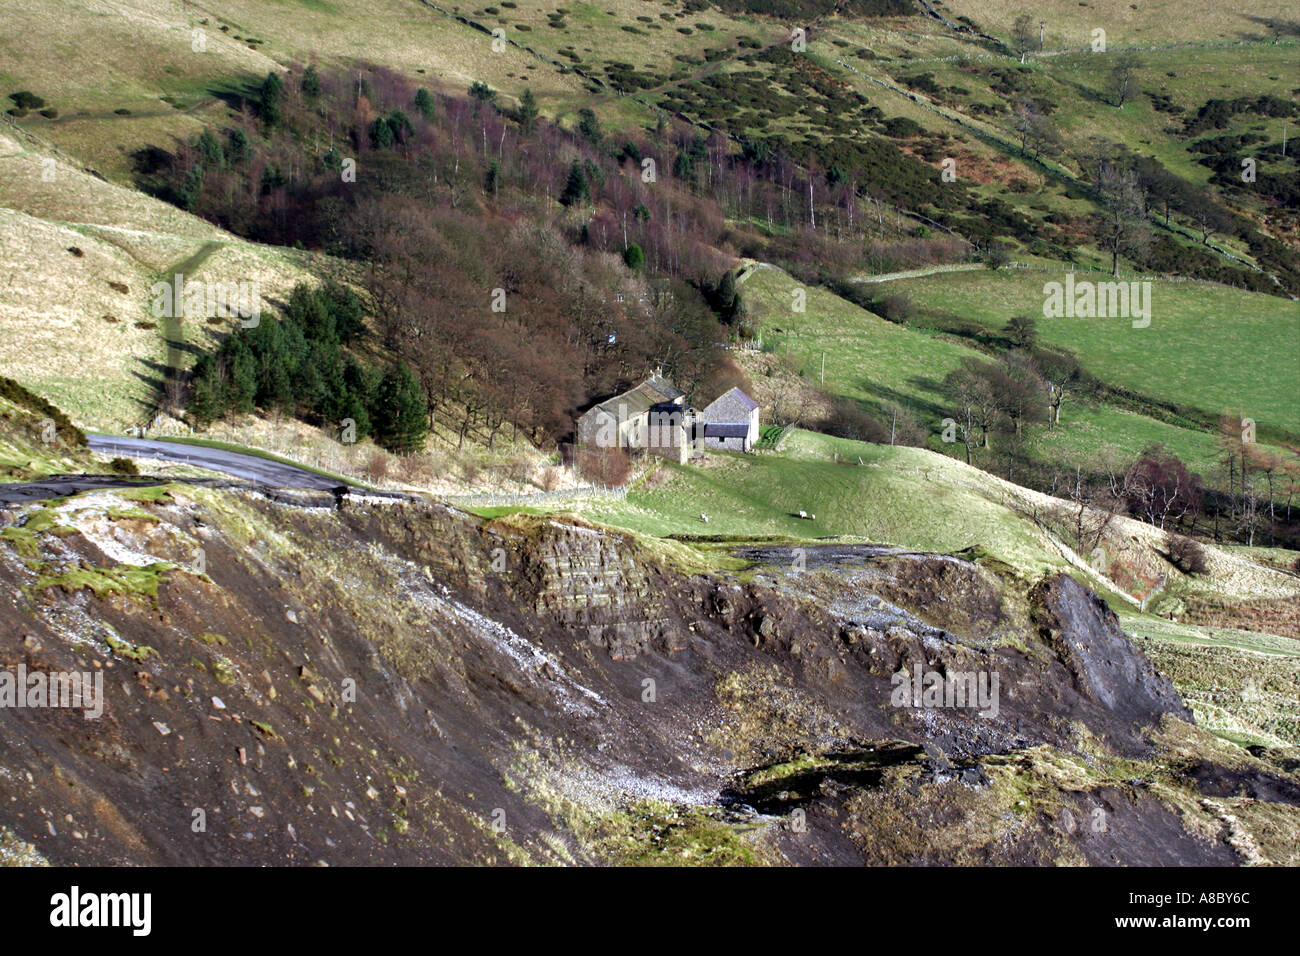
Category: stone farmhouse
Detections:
[{"x1": 576, "y1": 374, "x2": 759, "y2": 463}]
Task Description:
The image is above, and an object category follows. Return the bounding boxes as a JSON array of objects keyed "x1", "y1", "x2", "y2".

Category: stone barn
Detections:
[{"x1": 701, "y1": 387, "x2": 760, "y2": 452}]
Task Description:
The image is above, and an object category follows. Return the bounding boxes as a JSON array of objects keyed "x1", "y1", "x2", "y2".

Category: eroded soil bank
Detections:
[{"x1": 1, "y1": 489, "x2": 1295, "y2": 865}]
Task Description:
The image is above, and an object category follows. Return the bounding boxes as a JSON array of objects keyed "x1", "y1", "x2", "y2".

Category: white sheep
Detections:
[{"x1": 699, "y1": 513, "x2": 709, "y2": 523}]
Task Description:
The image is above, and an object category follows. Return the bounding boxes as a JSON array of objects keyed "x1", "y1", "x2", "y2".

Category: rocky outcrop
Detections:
[{"x1": 1032, "y1": 574, "x2": 1193, "y2": 750}]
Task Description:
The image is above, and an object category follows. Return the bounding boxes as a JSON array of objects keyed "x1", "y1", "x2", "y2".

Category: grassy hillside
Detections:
[
  {"x1": 885, "y1": 268, "x2": 1300, "y2": 433},
  {"x1": 0, "y1": 381, "x2": 95, "y2": 480},
  {"x1": 0, "y1": 1, "x2": 1292, "y2": 521},
  {"x1": 574, "y1": 429, "x2": 1297, "y2": 603},
  {"x1": 940, "y1": 0, "x2": 1299, "y2": 46},
  {"x1": 590, "y1": 430, "x2": 1070, "y2": 571},
  {"x1": 733, "y1": 261, "x2": 1294, "y2": 485},
  {"x1": 739, "y1": 262, "x2": 977, "y2": 418},
  {"x1": 0, "y1": 2, "x2": 1289, "y2": 545},
  {"x1": 1127, "y1": 614, "x2": 1300, "y2": 748},
  {"x1": 0, "y1": 0, "x2": 588, "y2": 180},
  {"x1": 0, "y1": 125, "x2": 329, "y2": 430}
]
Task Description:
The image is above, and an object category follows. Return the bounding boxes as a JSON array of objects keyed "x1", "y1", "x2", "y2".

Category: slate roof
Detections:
[
  {"x1": 703, "y1": 423, "x2": 750, "y2": 439},
  {"x1": 714, "y1": 387, "x2": 759, "y2": 412},
  {"x1": 701, "y1": 387, "x2": 759, "y2": 426},
  {"x1": 643, "y1": 375, "x2": 686, "y2": 403},
  {"x1": 587, "y1": 374, "x2": 685, "y2": 419}
]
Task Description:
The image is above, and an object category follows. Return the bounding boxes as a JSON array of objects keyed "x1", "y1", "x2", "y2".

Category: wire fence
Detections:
[{"x1": 754, "y1": 422, "x2": 797, "y2": 453}]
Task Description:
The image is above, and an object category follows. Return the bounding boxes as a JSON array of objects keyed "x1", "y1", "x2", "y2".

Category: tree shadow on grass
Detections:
[
  {"x1": 1238, "y1": 15, "x2": 1300, "y2": 38},
  {"x1": 850, "y1": 377, "x2": 949, "y2": 426}
]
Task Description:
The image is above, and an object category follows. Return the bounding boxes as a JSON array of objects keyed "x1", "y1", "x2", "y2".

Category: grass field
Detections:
[
  {"x1": 739, "y1": 263, "x2": 977, "y2": 421},
  {"x1": 885, "y1": 269, "x2": 1300, "y2": 432},
  {"x1": 583, "y1": 430, "x2": 1070, "y2": 572},
  {"x1": 1127, "y1": 612, "x2": 1300, "y2": 747},
  {"x1": 1031, "y1": 402, "x2": 1226, "y2": 476},
  {"x1": 735, "y1": 262, "x2": 1292, "y2": 485}
]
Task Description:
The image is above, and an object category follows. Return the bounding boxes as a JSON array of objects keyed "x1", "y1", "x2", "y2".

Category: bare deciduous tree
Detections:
[
  {"x1": 1122, "y1": 444, "x2": 1200, "y2": 530},
  {"x1": 1011, "y1": 99, "x2": 1062, "y2": 162},
  {"x1": 1093, "y1": 156, "x2": 1150, "y2": 277},
  {"x1": 1050, "y1": 464, "x2": 1121, "y2": 558},
  {"x1": 1011, "y1": 14, "x2": 1038, "y2": 62},
  {"x1": 1107, "y1": 50, "x2": 1143, "y2": 107}
]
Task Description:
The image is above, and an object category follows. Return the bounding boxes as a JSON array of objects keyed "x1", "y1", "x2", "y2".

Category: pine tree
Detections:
[
  {"x1": 259, "y1": 72, "x2": 284, "y2": 126},
  {"x1": 178, "y1": 164, "x2": 205, "y2": 210},
  {"x1": 371, "y1": 363, "x2": 427, "y2": 454},
  {"x1": 301, "y1": 65, "x2": 322, "y2": 99},
  {"x1": 340, "y1": 390, "x2": 372, "y2": 441},
  {"x1": 387, "y1": 110, "x2": 414, "y2": 144},
  {"x1": 322, "y1": 281, "x2": 365, "y2": 343},
  {"x1": 226, "y1": 127, "x2": 251, "y2": 165},
  {"x1": 716, "y1": 270, "x2": 737, "y2": 314},
  {"x1": 518, "y1": 87, "x2": 538, "y2": 134},
  {"x1": 577, "y1": 107, "x2": 601, "y2": 145},
  {"x1": 195, "y1": 128, "x2": 224, "y2": 167},
  {"x1": 227, "y1": 341, "x2": 257, "y2": 413},
  {"x1": 469, "y1": 81, "x2": 497, "y2": 113},
  {"x1": 188, "y1": 354, "x2": 228, "y2": 424},
  {"x1": 369, "y1": 116, "x2": 394, "y2": 149},
  {"x1": 286, "y1": 284, "x2": 333, "y2": 341},
  {"x1": 414, "y1": 87, "x2": 435, "y2": 120},
  {"x1": 559, "y1": 160, "x2": 589, "y2": 207},
  {"x1": 672, "y1": 150, "x2": 695, "y2": 183}
]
